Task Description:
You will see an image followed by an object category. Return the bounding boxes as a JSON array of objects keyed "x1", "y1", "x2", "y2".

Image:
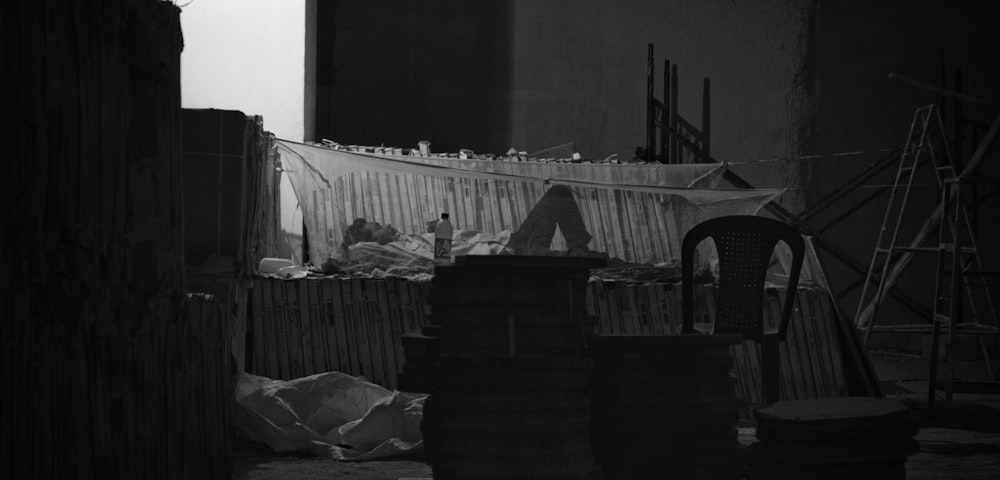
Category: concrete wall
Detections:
[
  {"x1": 315, "y1": 0, "x2": 514, "y2": 153},
  {"x1": 510, "y1": 0, "x2": 812, "y2": 164},
  {"x1": 316, "y1": 0, "x2": 812, "y2": 205}
]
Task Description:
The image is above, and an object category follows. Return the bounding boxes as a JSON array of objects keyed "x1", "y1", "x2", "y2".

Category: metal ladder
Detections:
[
  {"x1": 928, "y1": 173, "x2": 999, "y2": 415},
  {"x1": 855, "y1": 104, "x2": 998, "y2": 415},
  {"x1": 855, "y1": 104, "x2": 956, "y2": 336}
]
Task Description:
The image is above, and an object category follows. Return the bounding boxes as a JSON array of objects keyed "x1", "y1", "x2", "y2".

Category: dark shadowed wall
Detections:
[
  {"x1": 317, "y1": 0, "x2": 811, "y2": 204},
  {"x1": 314, "y1": 1, "x2": 999, "y2": 347},
  {"x1": 805, "y1": 0, "x2": 1000, "y2": 344},
  {"x1": 316, "y1": 0, "x2": 514, "y2": 153}
]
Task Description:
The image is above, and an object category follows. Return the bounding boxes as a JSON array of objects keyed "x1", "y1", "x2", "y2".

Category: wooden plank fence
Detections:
[
  {"x1": 249, "y1": 277, "x2": 431, "y2": 388},
  {"x1": 250, "y1": 276, "x2": 848, "y2": 413}
]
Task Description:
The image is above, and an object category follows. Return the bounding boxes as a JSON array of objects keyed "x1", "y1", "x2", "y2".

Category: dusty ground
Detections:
[
  {"x1": 873, "y1": 352, "x2": 1000, "y2": 480},
  {"x1": 233, "y1": 353, "x2": 1000, "y2": 479},
  {"x1": 232, "y1": 440, "x2": 432, "y2": 480}
]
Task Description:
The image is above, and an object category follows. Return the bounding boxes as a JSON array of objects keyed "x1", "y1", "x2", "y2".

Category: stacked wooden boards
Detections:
[
  {"x1": 749, "y1": 397, "x2": 919, "y2": 479},
  {"x1": 421, "y1": 256, "x2": 605, "y2": 479},
  {"x1": 2, "y1": 292, "x2": 236, "y2": 480},
  {"x1": 397, "y1": 325, "x2": 441, "y2": 393},
  {"x1": 1, "y1": 1, "x2": 242, "y2": 478},
  {"x1": 249, "y1": 276, "x2": 430, "y2": 389},
  {"x1": 588, "y1": 334, "x2": 744, "y2": 479}
]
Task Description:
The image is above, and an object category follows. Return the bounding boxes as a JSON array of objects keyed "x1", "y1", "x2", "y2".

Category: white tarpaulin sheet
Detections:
[
  {"x1": 234, "y1": 371, "x2": 426, "y2": 461},
  {"x1": 277, "y1": 140, "x2": 784, "y2": 266}
]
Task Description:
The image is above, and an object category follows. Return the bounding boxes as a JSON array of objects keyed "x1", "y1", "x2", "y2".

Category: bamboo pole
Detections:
[{"x1": 889, "y1": 72, "x2": 1000, "y2": 108}]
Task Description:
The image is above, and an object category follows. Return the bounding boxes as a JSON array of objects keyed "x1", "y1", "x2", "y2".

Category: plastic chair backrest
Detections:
[{"x1": 681, "y1": 215, "x2": 805, "y2": 341}]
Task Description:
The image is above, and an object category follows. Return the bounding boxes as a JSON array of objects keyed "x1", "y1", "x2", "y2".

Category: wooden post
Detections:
[
  {"x1": 662, "y1": 60, "x2": 670, "y2": 163},
  {"x1": 670, "y1": 64, "x2": 680, "y2": 164},
  {"x1": 646, "y1": 44, "x2": 655, "y2": 163},
  {"x1": 887, "y1": 72, "x2": 999, "y2": 108},
  {"x1": 702, "y1": 77, "x2": 711, "y2": 161}
]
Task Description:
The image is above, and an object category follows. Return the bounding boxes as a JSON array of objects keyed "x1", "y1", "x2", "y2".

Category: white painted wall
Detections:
[{"x1": 180, "y1": 0, "x2": 312, "y2": 263}]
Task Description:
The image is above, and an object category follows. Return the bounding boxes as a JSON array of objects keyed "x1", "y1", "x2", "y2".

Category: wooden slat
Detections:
[
  {"x1": 660, "y1": 284, "x2": 678, "y2": 334},
  {"x1": 813, "y1": 291, "x2": 848, "y2": 396},
  {"x1": 307, "y1": 279, "x2": 326, "y2": 374},
  {"x1": 262, "y1": 280, "x2": 279, "y2": 378},
  {"x1": 397, "y1": 174, "x2": 412, "y2": 232},
  {"x1": 594, "y1": 282, "x2": 611, "y2": 334},
  {"x1": 287, "y1": 280, "x2": 309, "y2": 378},
  {"x1": 811, "y1": 290, "x2": 847, "y2": 396},
  {"x1": 349, "y1": 278, "x2": 372, "y2": 380},
  {"x1": 276, "y1": 281, "x2": 293, "y2": 379},
  {"x1": 785, "y1": 290, "x2": 812, "y2": 398},
  {"x1": 476, "y1": 179, "x2": 491, "y2": 233},
  {"x1": 385, "y1": 279, "x2": 406, "y2": 384},
  {"x1": 792, "y1": 290, "x2": 819, "y2": 398},
  {"x1": 317, "y1": 279, "x2": 338, "y2": 373},
  {"x1": 339, "y1": 279, "x2": 361, "y2": 377},
  {"x1": 339, "y1": 176, "x2": 353, "y2": 231},
  {"x1": 379, "y1": 171, "x2": 396, "y2": 226},
  {"x1": 596, "y1": 188, "x2": 618, "y2": 261},
  {"x1": 499, "y1": 181, "x2": 513, "y2": 232},
  {"x1": 368, "y1": 171, "x2": 383, "y2": 223},
  {"x1": 329, "y1": 279, "x2": 353, "y2": 374},
  {"x1": 645, "y1": 284, "x2": 662, "y2": 335},
  {"x1": 775, "y1": 289, "x2": 806, "y2": 400},
  {"x1": 291, "y1": 281, "x2": 307, "y2": 378},
  {"x1": 308, "y1": 279, "x2": 325, "y2": 374},
  {"x1": 627, "y1": 284, "x2": 643, "y2": 334},
  {"x1": 374, "y1": 280, "x2": 398, "y2": 388},
  {"x1": 746, "y1": 339, "x2": 765, "y2": 406},
  {"x1": 796, "y1": 290, "x2": 826, "y2": 398},
  {"x1": 608, "y1": 281, "x2": 625, "y2": 334},
  {"x1": 612, "y1": 190, "x2": 630, "y2": 261},
  {"x1": 801, "y1": 289, "x2": 832, "y2": 398},
  {"x1": 700, "y1": 284, "x2": 717, "y2": 326},
  {"x1": 401, "y1": 173, "x2": 417, "y2": 232},
  {"x1": 632, "y1": 191, "x2": 654, "y2": 262},
  {"x1": 366, "y1": 280, "x2": 387, "y2": 386},
  {"x1": 485, "y1": 180, "x2": 498, "y2": 233},
  {"x1": 251, "y1": 282, "x2": 264, "y2": 374}
]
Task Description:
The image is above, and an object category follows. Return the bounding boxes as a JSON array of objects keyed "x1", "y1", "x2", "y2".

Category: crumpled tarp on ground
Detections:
[{"x1": 233, "y1": 371, "x2": 426, "y2": 461}]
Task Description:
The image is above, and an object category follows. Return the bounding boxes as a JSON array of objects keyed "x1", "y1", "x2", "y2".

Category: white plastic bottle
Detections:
[{"x1": 434, "y1": 213, "x2": 453, "y2": 266}]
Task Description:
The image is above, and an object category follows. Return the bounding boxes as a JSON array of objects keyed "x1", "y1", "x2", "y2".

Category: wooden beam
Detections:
[{"x1": 889, "y1": 72, "x2": 1000, "y2": 108}]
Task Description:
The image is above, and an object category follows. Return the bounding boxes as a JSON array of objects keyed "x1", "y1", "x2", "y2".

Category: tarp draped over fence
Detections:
[{"x1": 277, "y1": 140, "x2": 784, "y2": 266}]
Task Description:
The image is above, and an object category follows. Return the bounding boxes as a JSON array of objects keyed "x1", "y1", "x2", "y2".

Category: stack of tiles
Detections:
[
  {"x1": 749, "y1": 397, "x2": 919, "y2": 480},
  {"x1": 397, "y1": 325, "x2": 441, "y2": 393},
  {"x1": 421, "y1": 255, "x2": 605, "y2": 480},
  {"x1": 587, "y1": 334, "x2": 744, "y2": 479}
]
